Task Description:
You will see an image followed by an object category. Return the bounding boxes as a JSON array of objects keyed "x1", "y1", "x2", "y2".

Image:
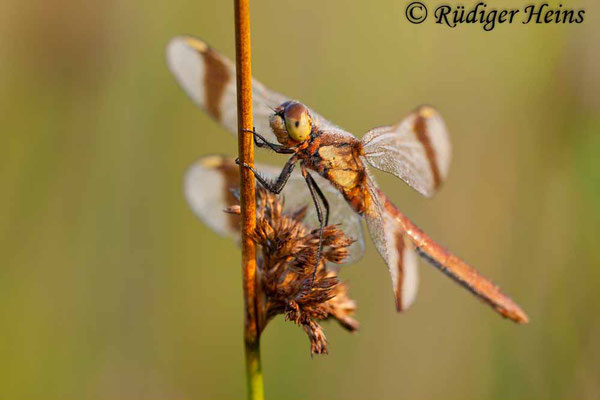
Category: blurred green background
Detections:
[{"x1": 1, "y1": 0, "x2": 599, "y2": 398}]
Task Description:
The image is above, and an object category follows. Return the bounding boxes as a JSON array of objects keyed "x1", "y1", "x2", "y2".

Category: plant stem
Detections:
[
  {"x1": 234, "y1": 0, "x2": 264, "y2": 399},
  {"x1": 245, "y1": 340, "x2": 264, "y2": 400}
]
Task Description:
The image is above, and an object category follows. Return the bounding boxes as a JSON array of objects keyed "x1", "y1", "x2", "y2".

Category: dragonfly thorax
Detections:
[{"x1": 269, "y1": 101, "x2": 314, "y2": 147}]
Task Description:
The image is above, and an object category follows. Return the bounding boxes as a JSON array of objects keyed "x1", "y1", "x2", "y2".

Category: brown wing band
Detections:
[
  {"x1": 414, "y1": 112, "x2": 442, "y2": 190},
  {"x1": 201, "y1": 48, "x2": 231, "y2": 121},
  {"x1": 394, "y1": 229, "x2": 406, "y2": 311}
]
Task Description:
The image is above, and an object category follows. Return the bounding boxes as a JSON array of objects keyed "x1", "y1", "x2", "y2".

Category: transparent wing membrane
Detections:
[
  {"x1": 362, "y1": 106, "x2": 451, "y2": 197},
  {"x1": 184, "y1": 155, "x2": 365, "y2": 265},
  {"x1": 166, "y1": 36, "x2": 349, "y2": 145},
  {"x1": 363, "y1": 172, "x2": 419, "y2": 311}
]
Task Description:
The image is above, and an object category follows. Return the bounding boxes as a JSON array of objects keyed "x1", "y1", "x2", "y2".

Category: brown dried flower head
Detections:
[{"x1": 227, "y1": 187, "x2": 359, "y2": 354}]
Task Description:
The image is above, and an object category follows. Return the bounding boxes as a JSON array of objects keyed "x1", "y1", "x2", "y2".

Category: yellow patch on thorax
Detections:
[
  {"x1": 318, "y1": 145, "x2": 356, "y2": 170},
  {"x1": 328, "y1": 169, "x2": 360, "y2": 189}
]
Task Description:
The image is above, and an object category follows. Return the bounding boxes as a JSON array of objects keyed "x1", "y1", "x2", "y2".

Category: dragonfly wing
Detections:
[
  {"x1": 167, "y1": 36, "x2": 286, "y2": 144},
  {"x1": 184, "y1": 155, "x2": 365, "y2": 265},
  {"x1": 167, "y1": 36, "x2": 350, "y2": 146},
  {"x1": 363, "y1": 172, "x2": 419, "y2": 311},
  {"x1": 184, "y1": 155, "x2": 242, "y2": 240},
  {"x1": 362, "y1": 106, "x2": 451, "y2": 197}
]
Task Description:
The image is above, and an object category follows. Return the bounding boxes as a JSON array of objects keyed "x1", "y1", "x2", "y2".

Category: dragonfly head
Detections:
[{"x1": 270, "y1": 101, "x2": 313, "y2": 146}]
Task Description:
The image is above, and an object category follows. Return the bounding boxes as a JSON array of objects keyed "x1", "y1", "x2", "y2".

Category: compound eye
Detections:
[{"x1": 283, "y1": 102, "x2": 312, "y2": 142}]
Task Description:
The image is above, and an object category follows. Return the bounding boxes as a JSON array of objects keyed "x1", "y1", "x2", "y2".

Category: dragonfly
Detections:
[{"x1": 167, "y1": 35, "x2": 529, "y2": 323}]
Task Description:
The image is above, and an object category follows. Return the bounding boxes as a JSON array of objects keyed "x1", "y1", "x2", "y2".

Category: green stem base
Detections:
[{"x1": 245, "y1": 340, "x2": 264, "y2": 400}]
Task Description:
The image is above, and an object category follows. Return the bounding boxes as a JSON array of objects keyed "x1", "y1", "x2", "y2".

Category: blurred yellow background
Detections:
[{"x1": 1, "y1": 0, "x2": 599, "y2": 398}]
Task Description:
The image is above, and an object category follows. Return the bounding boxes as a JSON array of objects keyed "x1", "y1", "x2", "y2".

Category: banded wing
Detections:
[
  {"x1": 362, "y1": 105, "x2": 451, "y2": 197},
  {"x1": 185, "y1": 155, "x2": 365, "y2": 266},
  {"x1": 363, "y1": 173, "x2": 528, "y2": 322},
  {"x1": 363, "y1": 172, "x2": 419, "y2": 311},
  {"x1": 166, "y1": 36, "x2": 347, "y2": 144}
]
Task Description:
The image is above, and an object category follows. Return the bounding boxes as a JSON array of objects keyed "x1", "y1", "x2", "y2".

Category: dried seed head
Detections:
[{"x1": 230, "y1": 187, "x2": 359, "y2": 354}]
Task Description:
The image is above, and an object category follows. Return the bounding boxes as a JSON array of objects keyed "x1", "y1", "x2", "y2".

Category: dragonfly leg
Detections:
[
  {"x1": 243, "y1": 128, "x2": 295, "y2": 154},
  {"x1": 305, "y1": 172, "x2": 330, "y2": 226},
  {"x1": 302, "y1": 168, "x2": 325, "y2": 285},
  {"x1": 235, "y1": 155, "x2": 297, "y2": 194}
]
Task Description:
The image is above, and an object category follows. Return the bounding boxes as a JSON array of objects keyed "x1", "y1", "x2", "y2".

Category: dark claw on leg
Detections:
[
  {"x1": 235, "y1": 157, "x2": 252, "y2": 170},
  {"x1": 242, "y1": 127, "x2": 258, "y2": 137},
  {"x1": 243, "y1": 127, "x2": 295, "y2": 154}
]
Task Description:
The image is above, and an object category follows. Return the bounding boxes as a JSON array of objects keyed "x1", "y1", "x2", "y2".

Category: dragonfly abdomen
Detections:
[{"x1": 377, "y1": 190, "x2": 529, "y2": 323}]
